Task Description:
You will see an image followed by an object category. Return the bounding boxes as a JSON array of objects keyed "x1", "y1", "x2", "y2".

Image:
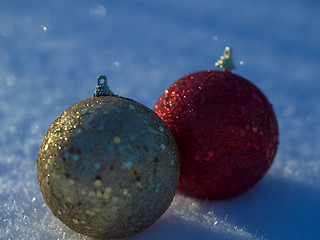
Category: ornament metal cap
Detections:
[
  {"x1": 215, "y1": 46, "x2": 236, "y2": 72},
  {"x1": 93, "y1": 75, "x2": 115, "y2": 97}
]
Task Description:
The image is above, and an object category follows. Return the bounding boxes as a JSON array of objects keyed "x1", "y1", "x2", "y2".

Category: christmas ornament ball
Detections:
[
  {"x1": 37, "y1": 94, "x2": 180, "y2": 238},
  {"x1": 154, "y1": 70, "x2": 279, "y2": 200}
]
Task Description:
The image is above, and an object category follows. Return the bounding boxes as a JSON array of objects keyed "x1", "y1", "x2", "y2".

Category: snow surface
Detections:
[{"x1": 1, "y1": 0, "x2": 320, "y2": 239}]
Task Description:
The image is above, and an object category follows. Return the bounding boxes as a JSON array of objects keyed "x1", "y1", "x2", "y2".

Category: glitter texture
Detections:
[
  {"x1": 37, "y1": 96, "x2": 180, "y2": 239},
  {"x1": 154, "y1": 70, "x2": 279, "y2": 200}
]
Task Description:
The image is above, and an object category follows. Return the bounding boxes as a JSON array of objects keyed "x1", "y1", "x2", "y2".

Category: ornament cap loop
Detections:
[
  {"x1": 93, "y1": 75, "x2": 115, "y2": 97},
  {"x1": 215, "y1": 46, "x2": 236, "y2": 72}
]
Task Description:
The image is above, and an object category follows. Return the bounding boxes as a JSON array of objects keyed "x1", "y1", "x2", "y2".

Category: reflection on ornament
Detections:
[
  {"x1": 154, "y1": 47, "x2": 279, "y2": 200},
  {"x1": 37, "y1": 75, "x2": 180, "y2": 239}
]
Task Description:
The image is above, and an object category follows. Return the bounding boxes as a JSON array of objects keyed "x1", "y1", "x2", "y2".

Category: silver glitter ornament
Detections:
[{"x1": 37, "y1": 76, "x2": 180, "y2": 239}]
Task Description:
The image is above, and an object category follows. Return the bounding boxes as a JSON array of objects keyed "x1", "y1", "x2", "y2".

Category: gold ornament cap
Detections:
[{"x1": 215, "y1": 46, "x2": 236, "y2": 72}]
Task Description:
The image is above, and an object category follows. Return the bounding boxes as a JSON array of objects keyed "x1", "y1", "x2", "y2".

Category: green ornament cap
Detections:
[
  {"x1": 93, "y1": 75, "x2": 116, "y2": 97},
  {"x1": 215, "y1": 46, "x2": 236, "y2": 72}
]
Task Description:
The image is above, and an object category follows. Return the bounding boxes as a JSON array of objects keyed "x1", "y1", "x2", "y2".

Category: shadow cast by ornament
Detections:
[{"x1": 211, "y1": 174, "x2": 320, "y2": 240}]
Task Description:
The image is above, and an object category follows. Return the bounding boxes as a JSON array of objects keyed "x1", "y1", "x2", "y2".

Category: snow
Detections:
[{"x1": 1, "y1": 0, "x2": 320, "y2": 239}]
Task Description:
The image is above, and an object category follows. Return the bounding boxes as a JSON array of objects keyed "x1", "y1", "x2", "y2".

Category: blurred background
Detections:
[{"x1": 0, "y1": 0, "x2": 320, "y2": 239}]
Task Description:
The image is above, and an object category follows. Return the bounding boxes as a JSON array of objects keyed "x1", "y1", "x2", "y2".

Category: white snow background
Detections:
[{"x1": 1, "y1": 0, "x2": 320, "y2": 239}]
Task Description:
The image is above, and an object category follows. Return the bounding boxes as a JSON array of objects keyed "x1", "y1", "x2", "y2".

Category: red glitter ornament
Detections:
[{"x1": 154, "y1": 47, "x2": 279, "y2": 200}]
